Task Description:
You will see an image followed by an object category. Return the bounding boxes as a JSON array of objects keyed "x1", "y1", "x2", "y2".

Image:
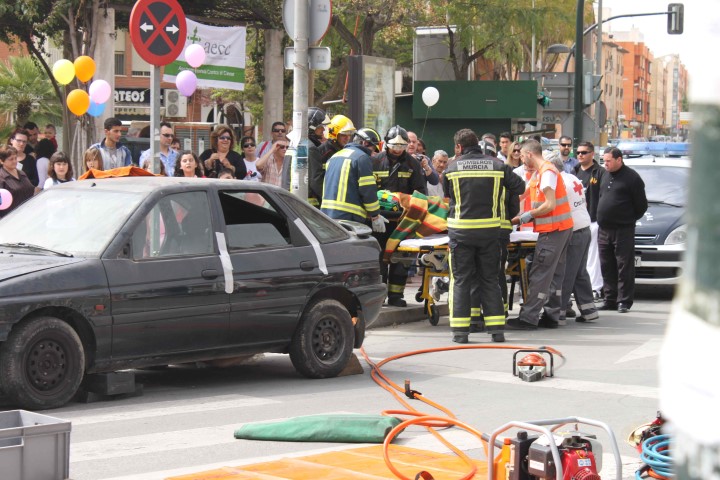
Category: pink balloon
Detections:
[
  {"x1": 89, "y1": 79, "x2": 111, "y2": 104},
  {"x1": 0, "y1": 189, "x2": 13, "y2": 211},
  {"x1": 184, "y1": 44, "x2": 206, "y2": 68},
  {"x1": 176, "y1": 70, "x2": 197, "y2": 97}
]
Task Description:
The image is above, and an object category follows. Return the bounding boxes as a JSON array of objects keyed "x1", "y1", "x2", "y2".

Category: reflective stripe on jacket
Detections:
[
  {"x1": 443, "y1": 151, "x2": 525, "y2": 235},
  {"x1": 321, "y1": 144, "x2": 379, "y2": 223}
]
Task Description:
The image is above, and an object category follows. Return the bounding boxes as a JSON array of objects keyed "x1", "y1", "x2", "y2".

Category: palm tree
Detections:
[{"x1": 0, "y1": 56, "x2": 62, "y2": 132}]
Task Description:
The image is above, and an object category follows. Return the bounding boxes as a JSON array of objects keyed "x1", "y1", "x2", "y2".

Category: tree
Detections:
[
  {"x1": 0, "y1": 56, "x2": 62, "y2": 131},
  {"x1": 429, "y1": 0, "x2": 581, "y2": 80}
]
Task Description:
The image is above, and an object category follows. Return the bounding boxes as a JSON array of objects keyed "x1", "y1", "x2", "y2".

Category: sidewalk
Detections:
[{"x1": 367, "y1": 274, "x2": 449, "y2": 329}]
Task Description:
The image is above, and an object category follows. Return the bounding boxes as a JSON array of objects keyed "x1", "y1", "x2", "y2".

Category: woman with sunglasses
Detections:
[
  {"x1": 506, "y1": 141, "x2": 522, "y2": 168},
  {"x1": 239, "y1": 136, "x2": 261, "y2": 182},
  {"x1": 199, "y1": 125, "x2": 247, "y2": 180}
]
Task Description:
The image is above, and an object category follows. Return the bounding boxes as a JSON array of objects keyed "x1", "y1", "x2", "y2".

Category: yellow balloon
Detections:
[
  {"x1": 67, "y1": 89, "x2": 90, "y2": 116},
  {"x1": 74, "y1": 56, "x2": 96, "y2": 83},
  {"x1": 52, "y1": 59, "x2": 75, "y2": 85}
]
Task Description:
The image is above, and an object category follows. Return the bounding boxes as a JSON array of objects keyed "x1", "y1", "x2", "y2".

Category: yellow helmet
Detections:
[{"x1": 326, "y1": 115, "x2": 356, "y2": 140}]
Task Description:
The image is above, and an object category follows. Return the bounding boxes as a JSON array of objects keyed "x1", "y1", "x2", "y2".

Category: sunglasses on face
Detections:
[
  {"x1": 243, "y1": 143, "x2": 256, "y2": 148},
  {"x1": 272, "y1": 129, "x2": 287, "y2": 133},
  {"x1": 218, "y1": 136, "x2": 232, "y2": 141},
  {"x1": 161, "y1": 133, "x2": 174, "y2": 138},
  {"x1": 513, "y1": 149, "x2": 521, "y2": 153},
  {"x1": 577, "y1": 151, "x2": 591, "y2": 155},
  {"x1": 276, "y1": 145, "x2": 288, "y2": 150},
  {"x1": 560, "y1": 143, "x2": 572, "y2": 147}
]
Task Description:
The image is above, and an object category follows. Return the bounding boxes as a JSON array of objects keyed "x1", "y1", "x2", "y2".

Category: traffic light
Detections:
[
  {"x1": 668, "y1": 3, "x2": 684, "y2": 35},
  {"x1": 583, "y1": 74, "x2": 603, "y2": 107}
]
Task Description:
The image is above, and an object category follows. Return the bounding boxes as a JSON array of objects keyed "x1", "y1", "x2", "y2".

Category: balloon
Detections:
[
  {"x1": 421, "y1": 86, "x2": 440, "y2": 107},
  {"x1": 74, "y1": 56, "x2": 96, "y2": 83},
  {"x1": 184, "y1": 44, "x2": 206, "y2": 68},
  {"x1": 67, "y1": 89, "x2": 90, "y2": 116},
  {"x1": 87, "y1": 100, "x2": 106, "y2": 117},
  {"x1": 175, "y1": 70, "x2": 197, "y2": 97},
  {"x1": 52, "y1": 59, "x2": 75, "y2": 85},
  {"x1": 88, "y1": 79, "x2": 111, "y2": 104},
  {"x1": 0, "y1": 189, "x2": 12, "y2": 211}
]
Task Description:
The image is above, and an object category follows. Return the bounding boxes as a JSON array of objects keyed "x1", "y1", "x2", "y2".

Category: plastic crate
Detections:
[{"x1": 0, "y1": 410, "x2": 71, "y2": 480}]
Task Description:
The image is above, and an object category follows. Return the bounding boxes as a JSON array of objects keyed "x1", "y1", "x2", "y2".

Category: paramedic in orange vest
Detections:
[{"x1": 506, "y1": 139, "x2": 574, "y2": 330}]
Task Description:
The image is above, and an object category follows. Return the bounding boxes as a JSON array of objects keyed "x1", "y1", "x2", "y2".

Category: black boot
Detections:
[{"x1": 452, "y1": 327, "x2": 469, "y2": 344}]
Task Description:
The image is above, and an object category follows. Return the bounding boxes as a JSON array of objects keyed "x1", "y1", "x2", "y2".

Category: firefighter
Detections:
[
  {"x1": 307, "y1": 107, "x2": 330, "y2": 207},
  {"x1": 443, "y1": 129, "x2": 525, "y2": 343},
  {"x1": 321, "y1": 130, "x2": 387, "y2": 232},
  {"x1": 354, "y1": 127, "x2": 382, "y2": 157},
  {"x1": 373, "y1": 125, "x2": 427, "y2": 307},
  {"x1": 310, "y1": 115, "x2": 356, "y2": 203}
]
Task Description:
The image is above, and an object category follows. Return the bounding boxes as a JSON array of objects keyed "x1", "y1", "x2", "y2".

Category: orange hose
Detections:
[{"x1": 360, "y1": 343, "x2": 566, "y2": 479}]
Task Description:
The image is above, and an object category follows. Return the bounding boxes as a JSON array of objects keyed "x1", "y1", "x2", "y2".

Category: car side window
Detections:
[
  {"x1": 218, "y1": 191, "x2": 291, "y2": 250},
  {"x1": 131, "y1": 191, "x2": 214, "y2": 259},
  {"x1": 284, "y1": 194, "x2": 349, "y2": 244}
]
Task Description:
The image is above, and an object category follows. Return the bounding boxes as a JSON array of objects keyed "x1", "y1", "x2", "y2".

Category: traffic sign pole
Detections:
[
  {"x1": 151, "y1": 66, "x2": 161, "y2": 174},
  {"x1": 130, "y1": 0, "x2": 186, "y2": 175},
  {"x1": 291, "y1": 0, "x2": 310, "y2": 200}
]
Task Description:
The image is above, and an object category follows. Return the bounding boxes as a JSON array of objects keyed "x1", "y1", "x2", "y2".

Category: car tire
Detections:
[
  {"x1": 289, "y1": 299, "x2": 354, "y2": 379},
  {"x1": 0, "y1": 317, "x2": 85, "y2": 410}
]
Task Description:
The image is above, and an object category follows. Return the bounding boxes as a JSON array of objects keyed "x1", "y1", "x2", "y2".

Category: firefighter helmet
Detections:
[
  {"x1": 516, "y1": 353, "x2": 547, "y2": 382},
  {"x1": 327, "y1": 115, "x2": 356, "y2": 140},
  {"x1": 355, "y1": 128, "x2": 381, "y2": 149},
  {"x1": 385, "y1": 125, "x2": 409, "y2": 146},
  {"x1": 308, "y1": 107, "x2": 330, "y2": 132},
  {"x1": 478, "y1": 139, "x2": 497, "y2": 156}
]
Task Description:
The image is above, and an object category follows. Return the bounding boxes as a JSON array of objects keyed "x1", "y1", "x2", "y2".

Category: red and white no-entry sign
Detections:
[{"x1": 129, "y1": 0, "x2": 187, "y2": 67}]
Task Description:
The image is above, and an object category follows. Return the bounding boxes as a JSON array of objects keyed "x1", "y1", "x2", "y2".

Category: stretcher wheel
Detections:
[
  {"x1": 415, "y1": 291, "x2": 424, "y2": 303},
  {"x1": 427, "y1": 304, "x2": 440, "y2": 327}
]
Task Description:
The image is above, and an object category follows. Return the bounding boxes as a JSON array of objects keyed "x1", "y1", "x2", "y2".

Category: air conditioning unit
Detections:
[{"x1": 164, "y1": 89, "x2": 187, "y2": 118}]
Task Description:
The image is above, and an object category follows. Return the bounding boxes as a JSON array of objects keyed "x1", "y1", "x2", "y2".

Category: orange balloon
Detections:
[
  {"x1": 74, "y1": 56, "x2": 96, "y2": 83},
  {"x1": 67, "y1": 89, "x2": 90, "y2": 116}
]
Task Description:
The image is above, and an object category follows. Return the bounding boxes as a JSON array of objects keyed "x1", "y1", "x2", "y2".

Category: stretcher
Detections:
[{"x1": 391, "y1": 231, "x2": 538, "y2": 324}]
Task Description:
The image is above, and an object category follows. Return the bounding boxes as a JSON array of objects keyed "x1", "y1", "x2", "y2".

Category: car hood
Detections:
[
  {"x1": 635, "y1": 203, "x2": 684, "y2": 239},
  {"x1": 0, "y1": 254, "x2": 86, "y2": 282}
]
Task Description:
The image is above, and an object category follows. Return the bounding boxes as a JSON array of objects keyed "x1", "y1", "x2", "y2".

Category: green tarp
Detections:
[{"x1": 234, "y1": 414, "x2": 402, "y2": 443}]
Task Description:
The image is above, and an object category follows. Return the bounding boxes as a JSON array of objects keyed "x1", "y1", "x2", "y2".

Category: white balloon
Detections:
[{"x1": 422, "y1": 86, "x2": 440, "y2": 107}]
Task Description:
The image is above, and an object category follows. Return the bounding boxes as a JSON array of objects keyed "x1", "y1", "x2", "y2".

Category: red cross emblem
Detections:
[{"x1": 573, "y1": 180, "x2": 583, "y2": 195}]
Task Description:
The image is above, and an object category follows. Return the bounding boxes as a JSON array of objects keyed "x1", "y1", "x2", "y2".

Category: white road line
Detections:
[
  {"x1": 62, "y1": 395, "x2": 281, "y2": 426},
  {"x1": 71, "y1": 422, "x2": 246, "y2": 462},
  {"x1": 615, "y1": 338, "x2": 663, "y2": 364},
  {"x1": 448, "y1": 370, "x2": 658, "y2": 399}
]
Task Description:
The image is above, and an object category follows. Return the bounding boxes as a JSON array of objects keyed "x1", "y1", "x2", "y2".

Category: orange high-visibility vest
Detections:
[
  {"x1": 531, "y1": 161, "x2": 574, "y2": 233},
  {"x1": 521, "y1": 170, "x2": 536, "y2": 230}
]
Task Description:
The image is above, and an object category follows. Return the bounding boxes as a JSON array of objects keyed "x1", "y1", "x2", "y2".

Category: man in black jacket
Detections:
[
  {"x1": 597, "y1": 147, "x2": 648, "y2": 313},
  {"x1": 443, "y1": 131, "x2": 525, "y2": 343},
  {"x1": 573, "y1": 141, "x2": 605, "y2": 297},
  {"x1": 372, "y1": 125, "x2": 427, "y2": 307}
]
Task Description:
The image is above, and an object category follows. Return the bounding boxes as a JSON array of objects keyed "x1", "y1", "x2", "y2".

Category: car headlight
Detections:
[{"x1": 665, "y1": 224, "x2": 687, "y2": 245}]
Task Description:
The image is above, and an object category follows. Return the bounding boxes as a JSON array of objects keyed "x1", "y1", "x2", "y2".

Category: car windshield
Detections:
[
  {"x1": 0, "y1": 188, "x2": 144, "y2": 257},
  {"x1": 632, "y1": 165, "x2": 689, "y2": 206}
]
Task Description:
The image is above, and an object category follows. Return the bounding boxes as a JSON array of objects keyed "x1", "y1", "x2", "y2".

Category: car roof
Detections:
[
  {"x1": 55, "y1": 177, "x2": 287, "y2": 194},
  {"x1": 623, "y1": 157, "x2": 691, "y2": 168}
]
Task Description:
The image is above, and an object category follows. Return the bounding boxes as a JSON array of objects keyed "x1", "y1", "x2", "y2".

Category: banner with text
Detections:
[{"x1": 163, "y1": 19, "x2": 246, "y2": 91}]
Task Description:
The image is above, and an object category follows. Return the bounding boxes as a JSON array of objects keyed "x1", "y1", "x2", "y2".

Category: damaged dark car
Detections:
[{"x1": 0, "y1": 178, "x2": 385, "y2": 409}]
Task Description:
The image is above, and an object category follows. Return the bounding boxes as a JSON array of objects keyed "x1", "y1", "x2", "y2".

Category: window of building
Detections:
[{"x1": 115, "y1": 52, "x2": 125, "y2": 76}]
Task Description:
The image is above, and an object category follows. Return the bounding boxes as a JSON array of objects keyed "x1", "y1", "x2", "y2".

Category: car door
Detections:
[
  {"x1": 103, "y1": 190, "x2": 230, "y2": 359},
  {"x1": 216, "y1": 189, "x2": 325, "y2": 347}
]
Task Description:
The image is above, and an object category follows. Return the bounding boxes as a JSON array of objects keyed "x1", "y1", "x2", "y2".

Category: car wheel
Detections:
[
  {"x1": 289, "y1": 299, "x2": 354, "y2": 379},
  {"x1": 0, "y1": 317, "x2": 85, "y2": 410}
]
